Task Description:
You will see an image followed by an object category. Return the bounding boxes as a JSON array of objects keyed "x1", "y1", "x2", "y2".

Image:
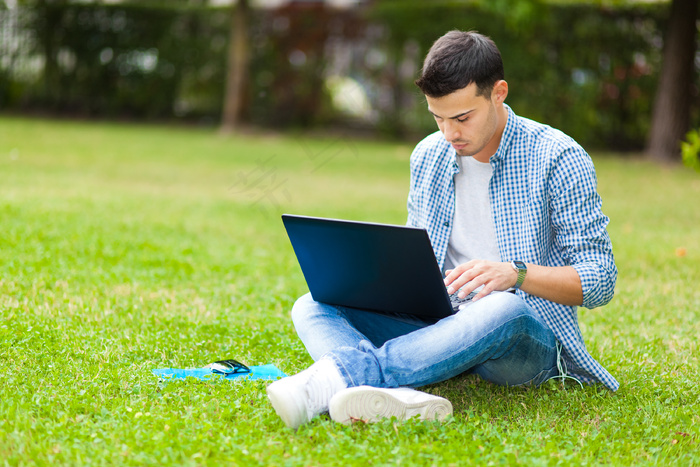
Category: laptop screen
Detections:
[{"x1": 282, "y1": 214, "x2": 455, "y2": 320}]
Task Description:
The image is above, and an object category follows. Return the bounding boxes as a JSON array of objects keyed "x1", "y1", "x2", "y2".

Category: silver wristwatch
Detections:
[{"x1": 511, "y1": 261, "x2": 527, "y2": 289}]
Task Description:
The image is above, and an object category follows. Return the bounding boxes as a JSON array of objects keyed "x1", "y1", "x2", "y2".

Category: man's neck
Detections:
[{"x1": 472, "y1": 104, "x2": 508, "y2": 163}]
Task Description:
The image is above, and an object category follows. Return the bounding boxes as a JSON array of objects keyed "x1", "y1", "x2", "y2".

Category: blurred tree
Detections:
[
  {"x1": 490, "y1": 0, "x2": 699, "y2": 163},
  {"x1": 6, "y1": 0, "x2": 695, "y2": 149},
  {"x1": 32, "y1": 0, "x2": 68, "y2": 108},
  {"x1": 646, "y1": 0, "x2": 699, "y2": 163},
  {"x1": 249, "y1": 3, "x2": 335, "y2": 128},
  {"x1": 220, "y1": 0, "x2": 250, "y2": 133},
  {"x1": 372, "y1": 0, "x2": 698, "y2": 159}
]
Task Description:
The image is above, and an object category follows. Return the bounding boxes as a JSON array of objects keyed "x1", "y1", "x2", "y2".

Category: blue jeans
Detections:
[{"x1": 291, "y1": 291, "x2": 560, "y2": 388}]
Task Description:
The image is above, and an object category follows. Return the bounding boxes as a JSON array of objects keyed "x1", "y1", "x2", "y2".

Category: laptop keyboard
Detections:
[{"x1": 449, "y1": 289, "x2": 477, "y2": 311}]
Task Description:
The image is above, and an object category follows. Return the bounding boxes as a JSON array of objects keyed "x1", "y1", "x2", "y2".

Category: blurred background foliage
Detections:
[{"x1": 0, "y1": 0, "x2": 697, "y2": 152}]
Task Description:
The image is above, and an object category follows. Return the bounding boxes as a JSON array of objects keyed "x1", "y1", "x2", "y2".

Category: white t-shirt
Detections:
[{"x1": 443, "y1": 155, "x2": 501, "y2": 272}]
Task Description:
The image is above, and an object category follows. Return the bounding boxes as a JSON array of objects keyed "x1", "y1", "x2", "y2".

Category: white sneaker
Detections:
[
  {"x1": 266, "y1": 358, "x2": 347, "y2": 429},
  {"x1": 329, "y1": 386, "x2": 453, "y2": 425}
]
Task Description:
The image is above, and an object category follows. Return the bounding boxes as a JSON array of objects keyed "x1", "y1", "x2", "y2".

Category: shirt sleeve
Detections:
[
  {"x1": 548, "y1": 146, "x2": 617, "y2": 309},
  {"x1": 406, "y1": 145, "x2": 422, "y2": 229}
]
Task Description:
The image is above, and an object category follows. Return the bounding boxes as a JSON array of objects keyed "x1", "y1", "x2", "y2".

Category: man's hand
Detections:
[
  {"x1": 444, "y1": 260, "x2": 585, "y2": 306},
  {"x1": 443, "y1": 260, "x2": 517, "y2": 302}
]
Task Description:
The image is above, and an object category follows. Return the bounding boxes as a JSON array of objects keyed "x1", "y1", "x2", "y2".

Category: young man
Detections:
[{"x1": 267, "y1": 30, "x2": 618, "y2": 429}]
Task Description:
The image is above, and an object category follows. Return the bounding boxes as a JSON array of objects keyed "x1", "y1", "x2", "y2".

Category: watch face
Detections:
[{"x1": 513, "y1": 260, "x2": 527, "y2": 270}]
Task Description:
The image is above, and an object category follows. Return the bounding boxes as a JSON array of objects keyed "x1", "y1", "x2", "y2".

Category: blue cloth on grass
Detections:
[{"x1": 152, "y1": 364, "x2": 286, "y2": 382}]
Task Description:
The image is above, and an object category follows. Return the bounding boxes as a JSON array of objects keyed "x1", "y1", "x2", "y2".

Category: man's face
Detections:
[{"x1": 425, "y1": 83, "x2": 503, "y2": 161}]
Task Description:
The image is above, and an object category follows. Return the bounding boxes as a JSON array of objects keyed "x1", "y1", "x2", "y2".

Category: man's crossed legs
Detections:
[{"x1": 267, "y1": 291, "x2": 559, "y2": 428}]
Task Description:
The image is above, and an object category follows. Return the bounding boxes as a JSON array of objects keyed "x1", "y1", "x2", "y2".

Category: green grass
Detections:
[{"x1": 1, "y1": 116, "x2": 698, "y2": 466}]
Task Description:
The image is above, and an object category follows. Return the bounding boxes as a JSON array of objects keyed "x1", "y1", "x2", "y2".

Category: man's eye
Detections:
[{"x1": 458, "y1": 117, "x2": 469, "y2": 123}]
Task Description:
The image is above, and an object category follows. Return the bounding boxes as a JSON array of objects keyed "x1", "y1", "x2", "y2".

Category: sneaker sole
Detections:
[{"x1": 329, "y1": 386, "x2": 453, "y2": 425}]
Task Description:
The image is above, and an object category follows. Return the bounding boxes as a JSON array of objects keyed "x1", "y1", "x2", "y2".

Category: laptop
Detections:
[{"x1": 282, "y1": 214, "x2": 476, "y2": 321}]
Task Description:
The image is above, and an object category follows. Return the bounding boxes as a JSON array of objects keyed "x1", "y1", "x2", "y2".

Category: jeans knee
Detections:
[
  {"x1": 488, "y1": 292, "x2": 530, "y2": 316},
  {"x1": 489, "y1": 293, "x2": 551, "y2": 336},
  {"x1": 457, "y1": 292, "x2": 532, "y2": 326},
  {"x1": 291, "y1": 292, "x2": 315, "y2": 328}
]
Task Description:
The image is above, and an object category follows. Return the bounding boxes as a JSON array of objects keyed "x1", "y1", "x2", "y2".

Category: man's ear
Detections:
[{"x1": 492, "y1": 80, "x2": 508, "y2": 105}]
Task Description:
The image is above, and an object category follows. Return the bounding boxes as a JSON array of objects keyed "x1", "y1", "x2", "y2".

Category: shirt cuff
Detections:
[{"x1": 573, "y1": 262, "x2": 615, "y2": 309}]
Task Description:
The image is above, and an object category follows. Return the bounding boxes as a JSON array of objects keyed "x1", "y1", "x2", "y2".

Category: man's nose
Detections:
[{"x1": 442, "y1": 120, "x2": 460, "y2": 141}]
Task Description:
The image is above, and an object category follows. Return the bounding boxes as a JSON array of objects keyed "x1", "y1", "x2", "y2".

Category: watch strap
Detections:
[{"x1": 511, "y1": 261, "x2": 527, "y2": 289}]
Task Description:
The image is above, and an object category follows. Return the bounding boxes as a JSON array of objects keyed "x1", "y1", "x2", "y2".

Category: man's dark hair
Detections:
[{"x1": 415, "y1": 30, "x2": 504, "y2": 99}]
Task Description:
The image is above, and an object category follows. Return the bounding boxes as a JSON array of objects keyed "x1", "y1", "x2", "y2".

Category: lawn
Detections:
[{"x1": 1, "y1": 116, "x2": 698, "y2": 466}]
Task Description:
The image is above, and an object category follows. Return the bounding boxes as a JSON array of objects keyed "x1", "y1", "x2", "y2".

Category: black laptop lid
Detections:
[{"x1": 282, "y1": 214, "x2": 454, "y2": 320}]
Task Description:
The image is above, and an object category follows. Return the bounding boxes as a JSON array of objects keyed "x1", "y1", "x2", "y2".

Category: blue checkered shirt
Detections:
[{"x1": 407, "y1": 105, "x2": 619, "y2": 391}]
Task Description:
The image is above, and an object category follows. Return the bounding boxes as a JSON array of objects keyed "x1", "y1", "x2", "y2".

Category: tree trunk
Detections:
[
  {"x1": 220, "y1": 0, "x2": 250, "y2": 133},
  {"x1": 646, "y1": 0, "x2": 699, "y2": 163}
]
